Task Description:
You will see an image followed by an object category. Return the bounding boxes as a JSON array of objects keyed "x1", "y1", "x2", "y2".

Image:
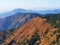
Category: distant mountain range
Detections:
[
  {"x1": 0, "y1": 9, "x2": 60, "y2": 18},
  {"x1": 0, "y1": 8, "x2": 60, "y2": 31}
]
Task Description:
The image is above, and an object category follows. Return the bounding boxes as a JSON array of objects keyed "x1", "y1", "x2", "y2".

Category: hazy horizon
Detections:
[
  {"x1": 0, "y1": 0, "x2": 60, "y2": 12},
  {"x1": 0, "y1": 0, "x2": 60, "y2": 18}
]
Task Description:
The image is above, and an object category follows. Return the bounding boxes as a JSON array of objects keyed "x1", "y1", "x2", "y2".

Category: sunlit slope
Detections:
[{"x1": 2, "y1": 17, "x2": 60, "y2": 45}]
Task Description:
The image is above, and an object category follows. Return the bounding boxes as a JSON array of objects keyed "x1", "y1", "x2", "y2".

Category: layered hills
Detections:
[
  {"x1": 2, "y1": 17, "x2": 60, "y2": 45},
  {"x1": 0, "y1": 9, "x2": 60, "y2": 18},
  {"x1": 0, "y1": 9, "x2": 60, "y2": 45},
  {"x1": 0, "y1": 9, "x2": 60, "y2": 31}
]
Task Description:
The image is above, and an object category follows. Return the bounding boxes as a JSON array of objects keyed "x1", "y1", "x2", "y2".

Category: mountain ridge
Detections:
[
  {"x1": 0, "y1": 8, "x2": 60, "y2": 18},
  {"x1": 2, "y1": 17, "x2": 59, "y2": 45},
  {"x1": 0, "y1": 13, "x2": 41, "y2": 31},
  {"x1": 0, "y1": 12, "x2": 60, "y2": 31}
]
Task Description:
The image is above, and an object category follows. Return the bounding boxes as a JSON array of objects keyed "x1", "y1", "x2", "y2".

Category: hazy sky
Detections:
[{"x1": 0, "y1": 0, "x2": 60, "y2": 12}]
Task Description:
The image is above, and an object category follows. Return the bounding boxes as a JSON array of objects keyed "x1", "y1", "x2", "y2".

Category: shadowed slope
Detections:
[{"x1": 0, "y1": 13, "x2": 41, "y2": 31}]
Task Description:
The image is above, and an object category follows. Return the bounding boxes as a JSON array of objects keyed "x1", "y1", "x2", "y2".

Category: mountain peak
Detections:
[
  {"x1": 1, "y1": 15, "x2": 60, "y2": 45},
  {"x1": 2, "y1": 17, "x2": 52, "y2": 45}
]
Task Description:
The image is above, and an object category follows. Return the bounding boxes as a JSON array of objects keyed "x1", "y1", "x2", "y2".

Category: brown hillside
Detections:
[{"x1": 2, "y1": 17, "x2": 59, "y2": 45}]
